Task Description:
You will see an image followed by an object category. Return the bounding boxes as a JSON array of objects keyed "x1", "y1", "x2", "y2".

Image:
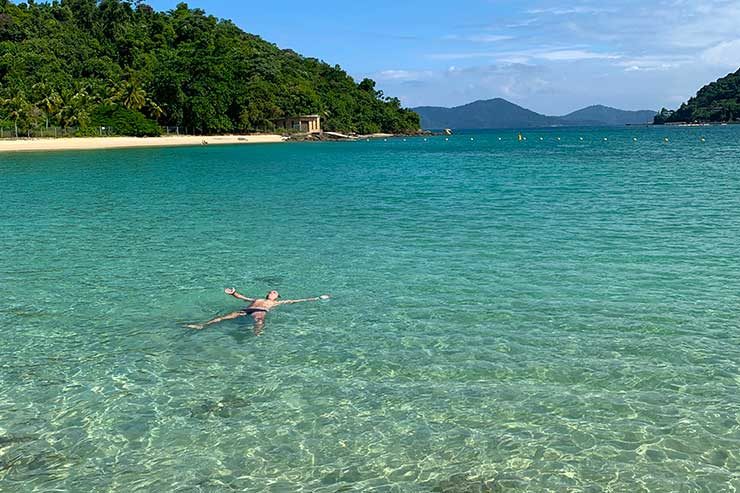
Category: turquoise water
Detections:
[{"x1": 1, "y1": 127, "x2": 739, "y2": 492}]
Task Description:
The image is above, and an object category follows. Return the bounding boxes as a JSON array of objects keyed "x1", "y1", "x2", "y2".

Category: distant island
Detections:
[
  {"x1": 0, "y1": 1, "x2": 419, "y2": 137},
  {"x1": 413, "y1": 99, "x2": 656, "y2": 130},
  {"x1": 654, "y1": 68, "x2": 740, "y2": 124}
]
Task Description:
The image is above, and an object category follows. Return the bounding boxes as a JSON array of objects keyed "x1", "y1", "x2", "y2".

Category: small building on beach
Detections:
[{"x1": 272, "y1": 115, "x2": 321, "y2": 133}]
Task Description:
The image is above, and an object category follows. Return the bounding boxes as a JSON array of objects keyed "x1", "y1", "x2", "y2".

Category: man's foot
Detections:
[{"x1": 185, "y1": 324, "x2": 204, "y2": 330}]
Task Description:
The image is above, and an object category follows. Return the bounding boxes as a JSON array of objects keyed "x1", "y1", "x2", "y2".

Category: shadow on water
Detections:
[
  {"x1": 425, "y1": 473, "x2": 524, "y2": 493},
  {"x1": 0, "y1": 454, "x2": 22, "y2": 472},
  {"x1": 188, "y1": 395, "x2": 252, "y2": 419},
  {"x1": 0, "y1": 436, "x2": 33, "y2": 477},
  {"x1": 0, "y1": 435, "x2": 35, "y2": 447},
  {"x1": 226, "y1": 313, "x2": 268, "y2": 341},
  {"x1": 253, "y1": 276, "x2": 284, "y2": 285},
  {"x1": 226, "y1": 323, "x2": 258, "y2": 343},
  {"x1": 177, "y1": 317, "x2": 261, "y2": 342}
]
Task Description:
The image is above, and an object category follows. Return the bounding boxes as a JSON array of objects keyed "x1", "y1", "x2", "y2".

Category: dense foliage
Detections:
[
  {"x1": 89, "y1": 104, "x2": 161, "y2": 136},
  {"x1": 0, "y1": 0, "x2": 420, "y2": 135},
  {"x1": 654, "y1": 68, "x2": 740, "y2": 124}
]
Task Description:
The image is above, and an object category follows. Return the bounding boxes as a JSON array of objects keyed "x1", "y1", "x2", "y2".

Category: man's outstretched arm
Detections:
[
  {"x1": 279, "y1": 294, "x2": 330, "y2": 305},
  {"x1": 225, "y1": 287, "x2": 255, "y2": 301}
]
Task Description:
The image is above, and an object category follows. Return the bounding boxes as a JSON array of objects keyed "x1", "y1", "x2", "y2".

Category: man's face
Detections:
[{"x1": 266, "y1": 290, "x2": 279, "y2": 300}]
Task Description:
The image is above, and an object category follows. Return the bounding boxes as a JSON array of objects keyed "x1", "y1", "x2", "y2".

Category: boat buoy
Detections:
[
  {"x1": 424, "y1": 138, "x2": 427, "y2": 141},
  {"x1": 403, "y1": 138, "x2": 407, "y2": 142},
  {"x1": 523, "y1": 137, "x2": 527, "y2": 141},
  {"x1": 539, "y1": 137, "x2": 544, "y2": 141},
  {"x1": 556, "y1": 137, "x2": 561, "y2": 141},
  {"x1": 445, "y1": 138, "x2": 449, "y2": 141},
  {"x1": 579, "y1": 137, "x2": 584, "y2": 141},
  {"x1": 498, "y1": 137, "x2": 502, "y2": 141},
  {"x1": 384, "y1": 138, "x2": 387, "y2": 142},
  {"x1": 603, "y1": 137, "x2": 608, "y2": 141},
  {"x1": 470, "y1": 137, "x2": 474, "y2": 141},
  {"x1": 664, "y1": 137, "x2": 669, "y2": 143},
  {"x1": 633, "y1": 137, "x2": 638, "y2": 142},
  {"x1": 700, "y1": 137, "x2": 706, "y2": 142}
]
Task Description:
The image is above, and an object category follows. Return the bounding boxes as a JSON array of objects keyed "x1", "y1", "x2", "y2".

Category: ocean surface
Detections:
[{"x1": 1, "y1": 126, "x2": 739, "y2": 492}]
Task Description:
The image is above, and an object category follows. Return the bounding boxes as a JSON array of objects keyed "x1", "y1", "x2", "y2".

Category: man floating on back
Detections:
[{"x1": 186, "y1": 288, "x2": 330, "y2": 335}]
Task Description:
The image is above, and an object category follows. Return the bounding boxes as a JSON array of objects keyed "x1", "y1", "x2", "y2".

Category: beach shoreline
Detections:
[{"x1": 0, "y1": 134, "x2": 286, "y2": 153}]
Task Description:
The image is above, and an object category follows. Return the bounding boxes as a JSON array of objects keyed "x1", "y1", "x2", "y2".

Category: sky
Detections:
[{"x1": 146, "y1": 0, "x2": 740, "y2": 114}]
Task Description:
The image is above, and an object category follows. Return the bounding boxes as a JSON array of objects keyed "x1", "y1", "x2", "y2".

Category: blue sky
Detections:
[{"x1": 147, "y1": 0, "x2": 740, "y2": 114}]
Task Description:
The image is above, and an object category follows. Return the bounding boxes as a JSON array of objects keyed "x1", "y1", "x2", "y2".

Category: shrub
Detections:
[{"x1": 90, "y1": 104, "x2": 161, "y2": 137}]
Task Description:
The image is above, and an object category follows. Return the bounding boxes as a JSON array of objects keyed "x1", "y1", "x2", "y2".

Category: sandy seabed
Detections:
[{"x1": 0, "y1": 134, "x2": 286, "y2": 153}]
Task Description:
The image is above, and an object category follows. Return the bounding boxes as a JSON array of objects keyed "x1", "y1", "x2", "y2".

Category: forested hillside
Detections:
[
  {"x1": 0, "y1": 0, "x2": 420, "y2": 136},
  {"x1": 654, "y1": 68, "x2": 740, "y2": 124}
]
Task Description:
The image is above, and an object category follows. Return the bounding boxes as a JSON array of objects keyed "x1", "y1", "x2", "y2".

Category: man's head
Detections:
[{"x1": 266, "y1": 290, "x2": 280, "y2": 300}]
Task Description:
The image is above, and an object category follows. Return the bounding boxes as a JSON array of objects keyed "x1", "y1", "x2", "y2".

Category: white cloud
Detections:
[
  {"x1": 444, "y1": 33, "x2": 513, "y2": 43},
  {"x1": 701, "y1": 39, "x2": 740, "y2": 67},
  {"x1": 537, "y1": 49, "x2": 620, "y2": 61},
  {"x1": 436, "y1": 63, "x2": 554, "y2": 101},
  {"x1": 663, "y1": 1, "x2": 740, "y2": 49},
  {"x1": 428, "y1": 47, "x2": 620, "y2": 63},
  {"x1": 467, "y1": 34, "x2": 513, "y2": 43},
  {"x1": 364, "y1": 0, "x2": 740, "y2": 112},
  {"x1": 505, "y1": 18, "x2": 538, "y2": 28},
  {"x1": 375, "y1": 70, "x2": 433, "y2": 81},
  {"x1": 525, "y1": 6, "x2": 615, "y2": 15},
  {"x1": 427, "y1": 52, "x2": 501, "y2": 60},
  {"x1": 615, "y1": 55, "x2": 693, "y2": 72}
]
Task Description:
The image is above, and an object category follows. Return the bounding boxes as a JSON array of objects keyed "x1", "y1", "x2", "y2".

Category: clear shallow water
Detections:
[{"x1": 1, "y1": 127, "x2": 739, "y2": 492}]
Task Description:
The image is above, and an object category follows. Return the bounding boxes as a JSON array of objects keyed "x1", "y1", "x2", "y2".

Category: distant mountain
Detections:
[
  {"x1": 413, "y1": 98, "x2": 559, "y2": 129},
  {"x1": 413, "y1": 99, "x2": 656, "y2": 129},
  {"x1": 560, "y1": 105, "x2": 656, "y2": 126},
  {"x1": 654, "y1": 68, "x2": 740, "y2": 123}
]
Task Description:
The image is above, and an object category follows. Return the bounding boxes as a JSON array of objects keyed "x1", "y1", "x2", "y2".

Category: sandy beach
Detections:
[{"x1": 0, "y1": 134, "x2": 286, "y2": 153}]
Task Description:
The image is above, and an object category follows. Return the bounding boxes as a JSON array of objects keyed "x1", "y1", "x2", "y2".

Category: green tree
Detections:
[
  {"x1": 1, "y1": 94, "x2": 28, "y2": 137},
  {"x1": 656, "y1": 68, "x2": 740, "y2": 123},
  {"x1": 0, "y1": 0, "x2": 420, "y2": 135}
]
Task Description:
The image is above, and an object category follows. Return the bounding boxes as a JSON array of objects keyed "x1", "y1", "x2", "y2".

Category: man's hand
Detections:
[
  {"x1": 320, "y1": 294, "x2": 330, "y2": 300},
  {"x1": 224, "y1": 287, "x2": 236, "y2": 296}
]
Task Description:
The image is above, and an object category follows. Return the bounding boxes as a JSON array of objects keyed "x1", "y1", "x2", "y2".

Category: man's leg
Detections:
[
  {"x1": 251, "y1": 311, "x2": 267, "y2": 336},
  {"x1": 186, "y1": 311, "x2": 245, "y2": 330}
]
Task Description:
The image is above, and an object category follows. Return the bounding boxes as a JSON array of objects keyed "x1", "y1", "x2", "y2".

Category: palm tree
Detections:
[
  {"x1": 146, "y1": 98, "x2": 165, "y2": 120},
  {"x1": 103, "y1": 79, "x2": 120, "y2": 105},
  {"x1": 106, "y1": 76, "x2": 147, "y2": 111},
  {"x1": 39, "y1": 92, "x2": 62, "y2": 128},
  {"x1": 2, "y1": 94, "x2": 27, "y2": 137},
  {"x1": 8, "y1": 107, "x2": 21, "y2": 138},
  {"x1": 56, "y1": 87, "x2": 92, "y2": 129},
  {"x1": 69, "y1": 89, "x2": 92, "y2": 128},
  {"x1": 119, "y1": 80, "x2": 146, "y2": 111}
]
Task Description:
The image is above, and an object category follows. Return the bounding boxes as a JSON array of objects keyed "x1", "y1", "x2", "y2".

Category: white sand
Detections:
[{"x1": 0, "y1": 134, "x2": 286, "y2": 153}]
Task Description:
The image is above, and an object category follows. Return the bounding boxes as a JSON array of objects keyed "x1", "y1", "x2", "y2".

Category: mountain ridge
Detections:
[{"x1": 413, "y1": 100, "x2": 656, "y2": 129}]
